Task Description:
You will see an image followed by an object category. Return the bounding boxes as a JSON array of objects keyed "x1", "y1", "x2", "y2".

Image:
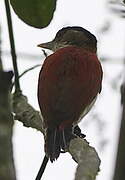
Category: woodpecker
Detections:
[{"x1": 36, "y1": 26, "x2": 103, "y2": 179}]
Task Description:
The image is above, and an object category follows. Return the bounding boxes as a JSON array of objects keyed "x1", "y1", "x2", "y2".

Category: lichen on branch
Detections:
[
  {"x1": 12, "y1": 91, "x2": 101, "y2": 180},
  {"x1": 12, "y1": 92, "x2": 44, "y2": 134}
]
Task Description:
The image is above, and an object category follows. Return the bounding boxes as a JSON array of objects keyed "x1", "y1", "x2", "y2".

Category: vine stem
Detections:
[
  {"x1": 4, "y1": 0, "x2": 21, "y2": 93},
  {"x1": 35, "y1": 155, "x2": 49, "y2": 180}
]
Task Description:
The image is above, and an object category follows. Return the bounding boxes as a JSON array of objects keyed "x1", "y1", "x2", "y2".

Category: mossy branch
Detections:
[{"x1": 12, "y1": 91, "x2": 101, "y2": 180}]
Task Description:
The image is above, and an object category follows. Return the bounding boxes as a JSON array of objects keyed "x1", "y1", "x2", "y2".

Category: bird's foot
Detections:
[
  {"x1": 60, "y1": 126, "x2": 85, "y2": 154},
  {"x1": 60, "y1": 127, "x2": 77, "y2": 152},
  {"x1": 73, "y1": 125, "x2": 86, "y2": 138}
]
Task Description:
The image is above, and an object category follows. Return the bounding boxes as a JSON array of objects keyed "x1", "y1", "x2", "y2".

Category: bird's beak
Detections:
[{"x1": 37, "y1": 41, "x2": 54, "y2": 50}]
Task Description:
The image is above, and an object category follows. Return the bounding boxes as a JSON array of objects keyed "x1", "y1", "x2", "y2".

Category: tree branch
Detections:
[
  {"x1": 69, "y1": 138, "x2": 100, "y2": 180},
  {"x1": 12, "y1": 92, "x2": 44, "y2": 133},
  {"x1": 12, "y1": 92, "x2": 101, "y2": 180},
  {"x1": 11, "y1": 64, "x2": 41, "y2": 89}
]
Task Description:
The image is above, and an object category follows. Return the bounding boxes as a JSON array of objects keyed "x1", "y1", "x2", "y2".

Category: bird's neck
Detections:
[{"x1": 53, "y1": 44, "x2": 96, "y2": 54}]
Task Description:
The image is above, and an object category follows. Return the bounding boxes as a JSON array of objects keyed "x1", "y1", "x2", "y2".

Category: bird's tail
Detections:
[
  {"x1": 35, "y1": 126, "x2": 85, "y2": 179},
  {"x1": 45, "y1": 127, "x2": 73, "y2": 162}
]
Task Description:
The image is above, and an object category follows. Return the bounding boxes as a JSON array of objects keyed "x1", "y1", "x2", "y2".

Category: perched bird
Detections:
[{"x1": 36, "y1": 26, "x2": 103, "y2": 179}]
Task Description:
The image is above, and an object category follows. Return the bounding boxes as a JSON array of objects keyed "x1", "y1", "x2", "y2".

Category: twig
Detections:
[
  {"x1": 35, "y1": 155, "x2": 49, "y2": 180},
  {"x1": 4, "y1": 0, "x2": 21, "y2": 93},
  {"x1": 11, "y1": 64, "x2": 41, "y2": 88},
  {"x1": 19, "y1": 64, "x2": 41, "y2": 78},
  {"x1": 42, "y1": 49, "x2": 48, "y2": 58}
]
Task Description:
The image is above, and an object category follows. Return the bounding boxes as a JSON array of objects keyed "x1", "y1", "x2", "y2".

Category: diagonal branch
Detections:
[
  {"x1": 12, "y1": 92, "x2": 44, "y2": 133},
  {"x1": 12, "y1": 91, "x2": 101, "y2": 180},
  {"x1": 11, "y1": 64, "x2": 41, "y2": 88}
]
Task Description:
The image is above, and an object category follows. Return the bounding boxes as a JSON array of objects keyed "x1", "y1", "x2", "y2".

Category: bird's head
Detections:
[{"x1": 38, "y1": 26, "x2": 97, "y2": 53}]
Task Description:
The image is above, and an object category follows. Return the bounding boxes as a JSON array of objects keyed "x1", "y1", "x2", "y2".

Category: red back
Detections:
[{"x1": 38, "y1": 46, "x2": 103, "y2": 129}]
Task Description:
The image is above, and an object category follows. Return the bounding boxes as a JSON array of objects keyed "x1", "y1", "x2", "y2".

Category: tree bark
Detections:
[
  {"x1": 113, "y1": 82, "x2": 125, "y2": 180},
  {"x1": 0, "y1": 70, "x2": 16, "y2": 180}
]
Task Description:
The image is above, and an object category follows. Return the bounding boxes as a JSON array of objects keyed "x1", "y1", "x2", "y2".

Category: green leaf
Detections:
[{"x1": 10, "y1": 0, "x2": 57, "y2": 28}]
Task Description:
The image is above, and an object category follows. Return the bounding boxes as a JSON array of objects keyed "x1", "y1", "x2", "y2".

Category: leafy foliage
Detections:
[{"x1": 10, "y1": 0, "x2": 57, "y2": 28}]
